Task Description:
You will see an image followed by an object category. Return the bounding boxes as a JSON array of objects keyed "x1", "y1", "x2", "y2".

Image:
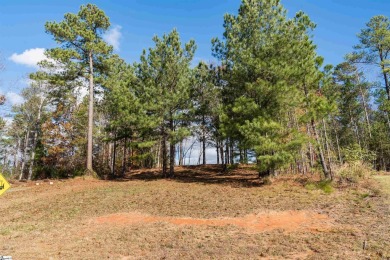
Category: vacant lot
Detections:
[{"x1": 0, "y1": 165, "x2": 389, "y2": 259}]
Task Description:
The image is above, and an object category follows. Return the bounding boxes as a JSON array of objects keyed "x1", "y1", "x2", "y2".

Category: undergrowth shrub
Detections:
[
  {"x1": 262, "y1": 176, "x2": 273, "y2": 185},
  {"x1": 335, "y1": 161, "x2": 375, "y2": 183},
  {"x1": 305, "y1": 180, "x2": 333, "y2": 194},
  {"x1": 227, "y1": 163, "x2": 239, "y2": 171}
]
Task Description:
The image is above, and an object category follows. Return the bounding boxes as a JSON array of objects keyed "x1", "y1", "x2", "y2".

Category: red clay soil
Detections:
[{"x1": 94, "y1": 210, "x2": 332, "y2": 233}]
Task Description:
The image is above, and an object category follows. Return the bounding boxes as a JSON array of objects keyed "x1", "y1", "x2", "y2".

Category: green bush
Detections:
[
  {"x1": 227, "y1": 163, "x2": 239, "y2": 171},
  {"x1": 317, "y1": 180, "x2": 333, "y2": 193},
  {"x1": 335, "y1": 161, "x2": 375, "y2": 183},
  {"x1": 342, "y1": 144, "x2": 376, "y2": 163},
  {"x1": 305, "y1": 180, "x2": 333, "y2": 194}
]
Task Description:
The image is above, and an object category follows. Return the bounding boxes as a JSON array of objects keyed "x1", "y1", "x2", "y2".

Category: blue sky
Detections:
[{"x1": 0, "y1": 0, "x2": 389, "y2": 116}]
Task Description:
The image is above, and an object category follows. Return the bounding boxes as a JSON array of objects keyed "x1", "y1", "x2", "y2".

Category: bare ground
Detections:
[{"x1": 0, "y1": 165, "x2": 389, "y2": 259}]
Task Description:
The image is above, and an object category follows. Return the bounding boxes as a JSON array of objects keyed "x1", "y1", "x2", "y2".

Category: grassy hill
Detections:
[{"x1": 0, "y1": 165, "x2": 389, "y2": 259}]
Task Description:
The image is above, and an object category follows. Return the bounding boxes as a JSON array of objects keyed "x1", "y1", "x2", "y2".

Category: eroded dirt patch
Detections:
[{"x1": 94, "y1": 210, "x2": 332, "y2": 233}]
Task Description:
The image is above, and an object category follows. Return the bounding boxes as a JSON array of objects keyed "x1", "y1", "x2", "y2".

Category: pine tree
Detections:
[
  {"x1": 212, "y1": 0, "x2": 330, "y2": 176},
  {"x1": 42, "y1": 4, "x2": 113, "y2": 175},
  {"x1": 102, "y1": 56, "x2": 154, "y2": 175},
  {"x1": 137, "y1": 29, "x2": 196, "y2": 177},
  {"x1": 191, "y1": 62, "x2": 220, "y2": 165},
  {"x1": 351, "y1": 15, "x2": 390, "y2": 100},
  {"x1": 346, "y1": 15, "x2": 390, "y2": 170}
]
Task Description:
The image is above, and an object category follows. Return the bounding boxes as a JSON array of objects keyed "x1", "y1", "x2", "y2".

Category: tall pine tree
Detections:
[{"x1": 42, "y1": 4, "x2": 113, "y2": 175}]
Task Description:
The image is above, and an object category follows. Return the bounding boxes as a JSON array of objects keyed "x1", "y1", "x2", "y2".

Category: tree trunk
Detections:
[
  {"x1": 28, "y1": 99, "x2": 44, "y2": 180},
  {"x1": 300, "y1": 150, "x2": 307, "y2": 175},
  {"x1": 198, "y1": 143, "x2": 202, "y2": 165},
  {"x1": 293, "y1": 113, "x2": 306, "y2": 174},
  {"x1": 169, "y1": 118, "x2": 175, "y2": 177},
  {"x1": 178, "y1": 140, "x2": 183, "y2": 166},
  {"x1": 220, "y1": 142, "x2": 224, "y2": 165},
  {"x1": 14, "y1": 137, "x2": 21, "y2": 176},
  {"x1": 349, "y1": 109, "x2": 362, "y2": 147},
  {"x1": 358, "y1": 82, "x2": 372, "y2": 139},
  {"x1": 102, "y1": 141, "x2": 106, "y2": 167},
  {"x1": 122, "y1": 137, "x2": 127, "y2": 176},
  {"x1": 202, "y1": 136, "x2": 206, "y2": 165},
  {"x1": 86, "y1": 51, "x2": 94, "y2": 174},
  {"x1": 379, "y1": 51, "x2": 390, "y2": 135},
  {"x1": 169, "y1": 142, "x2": 175, "y2": 177},
  {"x1": 230, "y1": 141, "x2": 234, "y2": 164},
  {"x1": 162, "y1": 128, "x2": 168, "y2": 178},
  {"x1": 225, "y1": 141, "x2": 229, "y2": 165},
  {"x1": 129, "y1": 138, "x2": 133, "y2": 170},
  {"x1": 112, "y1": 136, "x2": 117, "y2": 176},
  {"x1": 239, "y1": 148, "x2": 243, "y2": 164},
  {"x1": 156, "y1": 139, "x2": 161, "y2": 168},
  {"x1": 311, "y1": 120, "x2": 331, "y2": 180},
  {"x1": 322, "y1": 119, "x2": 333, "y2": 179},
  {"x1": 19, "y1": 129, "x2": 30, "y2": 180},
  {"x1": 306, "y1": 124, "x2": 314, "y2": 169},
  {"x1": 108, "y1": 142, "x2": 113, "y2": 173},
  {"x1": 379, "y1": 51, "x2": 390, "y2": 101},
  {"x1": 216, "y1": 141, "x2": 220, "y2": 165},
  {"x1": 332, "y1": 120, "x2": 343, "y2": 164},
  {"x1": 27, "y1": 132, "x2": 37, "y2": 181},
  {"x1": 202, "y1": 115, "x2": 206, "y2": 165}
]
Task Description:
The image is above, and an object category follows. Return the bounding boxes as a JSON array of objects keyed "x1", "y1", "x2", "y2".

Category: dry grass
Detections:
[{"x1": 0, "y1": 165, "x2": 389, "y2": 259}]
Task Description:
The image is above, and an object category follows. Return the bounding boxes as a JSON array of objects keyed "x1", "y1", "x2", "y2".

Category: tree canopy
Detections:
[{"x1": 1, "y1": 0, "x2": 390, "y2": 181}]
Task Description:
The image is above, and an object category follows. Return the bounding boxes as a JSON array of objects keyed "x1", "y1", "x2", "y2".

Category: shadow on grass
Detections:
[{"x1": 110, "y1": 164, "x2": 268, "y2": 188}]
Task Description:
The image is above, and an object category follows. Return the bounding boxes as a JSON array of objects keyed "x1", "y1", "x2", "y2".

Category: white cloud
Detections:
[
  {"x1": 9, "y1": 48, "x2": 46, "y2": 68},
  {"x1": 103, "y1": 25, "x2": 122, "y2": 51},
  {"x1": 6, "y1": 92, "x2": 24, "y2": 106}
]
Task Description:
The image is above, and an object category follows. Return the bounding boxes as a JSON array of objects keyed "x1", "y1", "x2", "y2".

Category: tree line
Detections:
[{"x1": 0, "y1": 0, "x2": 389, "y2": 180}]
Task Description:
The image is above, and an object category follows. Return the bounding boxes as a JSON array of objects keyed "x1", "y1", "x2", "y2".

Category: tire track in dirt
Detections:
[{"x1": 93, "y1": 210, "x2": 332, "y2": 233}]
